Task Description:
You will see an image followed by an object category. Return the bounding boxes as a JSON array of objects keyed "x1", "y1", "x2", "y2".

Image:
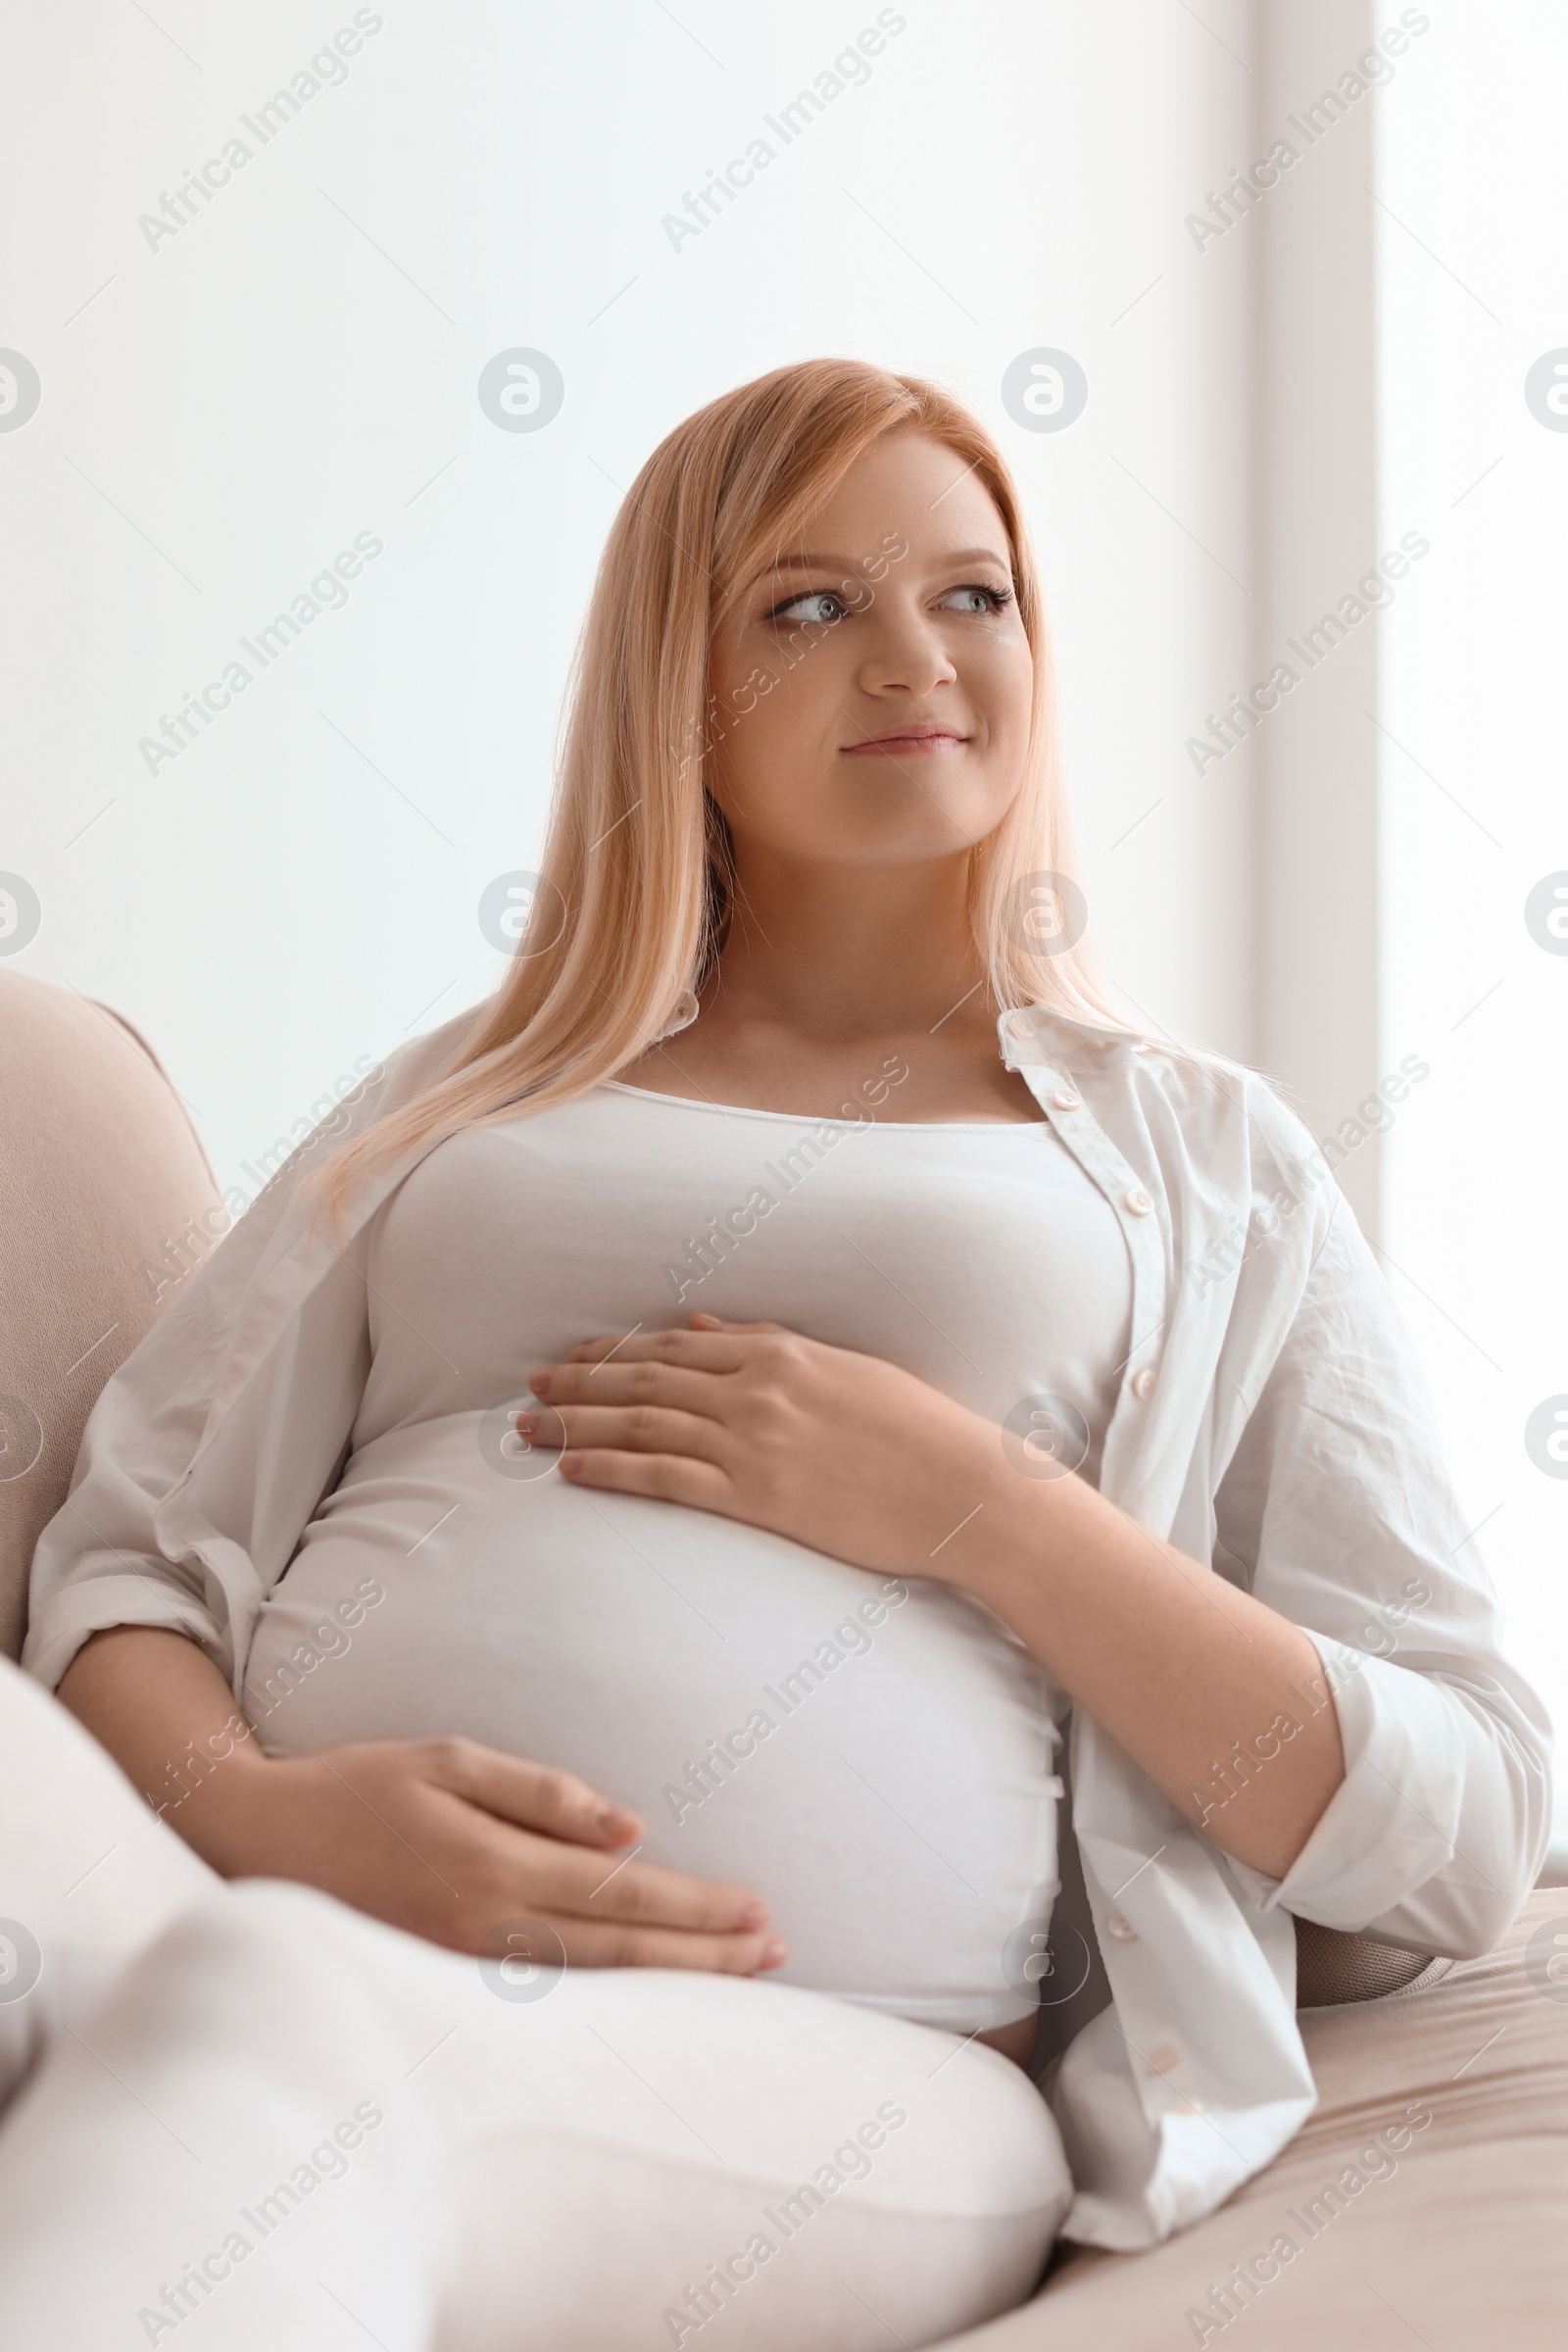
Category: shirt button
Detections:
[
  {"x1": 1129, "y1": 1366, "x2": 1157, "y2": 1400},
  {"x1": 1147, "y1": 2042, "x2": 1180, "y2": 2075},
  {"x1": 1124, "y1": 1186, "x2": 1154, "y2": 1215},
  {"x1": 1051, "y1": 1088, "x2": 1081, "y2": 1111},
  {"x1": 1105, "y1": 1910, "x2": 1138, "y2": 1942}
]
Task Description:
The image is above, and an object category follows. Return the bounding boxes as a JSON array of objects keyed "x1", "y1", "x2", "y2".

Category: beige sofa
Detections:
[{"x1": 2, "y1": 967, "x2": 1563, "y2": 2344}]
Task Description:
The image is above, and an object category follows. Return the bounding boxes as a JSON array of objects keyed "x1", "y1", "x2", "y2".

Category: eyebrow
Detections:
[{"x1": 758, "y1": 544, "x2": 1012, "y2": 580}]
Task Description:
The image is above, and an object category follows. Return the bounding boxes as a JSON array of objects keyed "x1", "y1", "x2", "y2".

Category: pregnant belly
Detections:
[{"x1": 242, "y1": 1414, "x2": 1061, "y2": 2032}]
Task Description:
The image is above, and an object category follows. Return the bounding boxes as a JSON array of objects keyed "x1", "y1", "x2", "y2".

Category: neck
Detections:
[{"x1": 710, "y1": 844, "x2": 985, "y2": 1040}]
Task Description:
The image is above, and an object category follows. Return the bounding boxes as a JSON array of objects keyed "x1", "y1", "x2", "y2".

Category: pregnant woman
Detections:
[{"x1": 26, "y1": 361, "x2": 1549, "y2": 2310}]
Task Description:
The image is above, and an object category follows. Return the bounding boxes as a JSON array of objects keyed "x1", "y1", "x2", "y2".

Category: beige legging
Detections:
[{"x1": 0, "y1": 1662, "x2": 1068, "y2": 2351}]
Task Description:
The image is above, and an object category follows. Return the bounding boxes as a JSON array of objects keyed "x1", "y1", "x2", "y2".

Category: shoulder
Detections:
[
  {"x1": 345, "y1": 1000, "x2": 495, "y2": 1124},
  {"x1": 192, "y1": 1000, "x2": 496, "y2": 1297},
  {"x1": 243, "y1": 1000, "x2": 495, "y2": 1200},
  {"x1": 1024, "y1": 1009, "x2": 1330, "y2": 1196}
]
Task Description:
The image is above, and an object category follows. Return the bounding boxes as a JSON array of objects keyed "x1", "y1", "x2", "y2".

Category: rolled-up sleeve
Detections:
[
  {"x1": 23, "y1": 1087, "x2": 389, "y2": 1695},
  {"x1": 1211, "y1": 1189, "x2": 1553, "y2": 1956},
  {"x1": 26, "y1": 1234, "x2": 267, "y2": 1690}
]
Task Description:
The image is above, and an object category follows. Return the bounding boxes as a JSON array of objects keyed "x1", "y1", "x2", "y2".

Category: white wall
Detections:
[
  {"x1": 5, "y1": 0, "x2": 1557, "y2": 1830},
  {"x1": 1375, "y1": 0, "x2": 1568, "y2": 1845},
  {"x1": 2, "y1": 0, "x2": 1254, "y2": 1200},
  {"x1": 1249, "y1": 0, "x2": 1382, "y2": 1242}
]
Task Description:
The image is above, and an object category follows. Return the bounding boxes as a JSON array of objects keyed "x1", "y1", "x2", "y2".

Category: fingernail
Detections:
[
  {"x1": 529, "y1": 1369, "x2": 552, "y2": 1397},
  {"x1": 559, "y1": 1451, "x2": 582, "y2": 1477},
  {"x1": 738, "y1": 1898, "x2": 768, "y2": 1930},
  {"x1": 514, "y1": 1412, "x2": 536, "y2": 1437},
  {"x1": 758, "y1": 1936, "x2": 787, "y2": 1970},
  {"x1": 597, "y1": 1803, "x2": 639, "y2": 1838}
]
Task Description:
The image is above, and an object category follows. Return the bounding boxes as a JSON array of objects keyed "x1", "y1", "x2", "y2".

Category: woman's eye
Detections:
[
  {"x1": 940, "y1": 583, "x2": 1011, "y2": 615},
  {"x1": 767, "y1": 581, "x2": 1012, "y2": 625},
  {"x1": 771, "y1": 589, "x2": 853, "y2": 626}
]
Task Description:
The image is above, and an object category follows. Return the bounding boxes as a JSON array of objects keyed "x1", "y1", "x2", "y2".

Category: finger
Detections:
[
  {"x1": 688, "y1": 1312, "x2": 788, "y2": 1335},
  {"x1": 557, "y1": 1327, "x2": 752, "y2": 1373},
  {"x1": 557, "y1": 1446, "x2": 737, "y2": 1511},
  {"x1": 546, "y1": 1917, "x2": 789, "y2": 1976},
  {"x1": 525, "y1": 1841, "x2": 771, "y2": 1936},
  {"x1": 523, "y1": 1359, "x2": 726, "y2": 1414},
  {"x1": 426, "y1": 1740, "x2": 643, "y2": 1847},
  {"x1": 520, "y1": 1402, "x2": 728, "y2": 1462}
]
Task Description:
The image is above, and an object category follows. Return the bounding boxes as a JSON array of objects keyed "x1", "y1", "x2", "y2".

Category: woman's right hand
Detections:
[
  {"x1": 57, "y1": 1628, "x2": 783, "y2": 1978},
  {"x1": 204, "y1": 1733, "x2": 787, "y2": 1975}
]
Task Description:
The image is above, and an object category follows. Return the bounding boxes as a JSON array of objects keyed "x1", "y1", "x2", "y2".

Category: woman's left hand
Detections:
[
  {"x1": 520, "y1": 1315, "x2": 1012, "y2": 1584},
  {"x1": 525, "y1": 1316, "x2": 1352, "y2": 1881}
]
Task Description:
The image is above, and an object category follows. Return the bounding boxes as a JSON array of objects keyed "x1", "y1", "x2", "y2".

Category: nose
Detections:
[{"x1": 854, "y1": 600, "x2": 958, "y2": 699}]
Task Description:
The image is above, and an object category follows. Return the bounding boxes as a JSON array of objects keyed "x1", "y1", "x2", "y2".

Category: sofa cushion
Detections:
[
  {"x1": 0, "y1": 971, "x2": 220, "y2": 1659},
  {"x1": 938, "y1": 1886, "x2": 1568, "y2": 2348},
  {"x1": 0, "y1": 1655, "x2": 214, "y2": 2112}
]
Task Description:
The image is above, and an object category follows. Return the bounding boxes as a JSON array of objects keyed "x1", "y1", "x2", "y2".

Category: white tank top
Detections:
[{"x1": 243, "y1": 1082, "x2": 1134, "y2": 2031}]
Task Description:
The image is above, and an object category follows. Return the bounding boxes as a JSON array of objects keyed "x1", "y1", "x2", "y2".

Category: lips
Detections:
[{"x1": 841, "y1": 725, "x2": 968, "y2": 755}]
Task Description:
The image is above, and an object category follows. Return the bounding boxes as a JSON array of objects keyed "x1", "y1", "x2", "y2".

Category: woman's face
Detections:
[{"x1": 704, "y1": 429, "x2": 1035, "y2": 872}]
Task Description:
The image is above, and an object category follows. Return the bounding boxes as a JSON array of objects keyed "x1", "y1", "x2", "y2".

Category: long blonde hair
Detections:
[{"x1": 314, "y1": 358, "x2": 1139, "y2": 1229}]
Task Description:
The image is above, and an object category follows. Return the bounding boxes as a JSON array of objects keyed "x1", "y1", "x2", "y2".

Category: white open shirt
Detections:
[{"x1": 24, "y1": 1003, "x2": 1552, "y2": 2249}]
